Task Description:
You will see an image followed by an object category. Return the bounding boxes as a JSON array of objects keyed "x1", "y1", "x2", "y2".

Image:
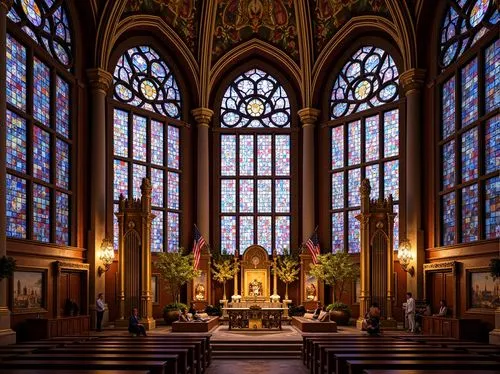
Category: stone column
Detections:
[
  {"x1": 86, "y1": 68, "x2": 113, "y2": 329},
  {"x1": 191, "y1": 108, "x2": 213, "y2": 243},
  {"x1": 0, "y1": 0, "x2": 15, "y2": 345},
  {"x1": 298, "y1": 108, "x2": 320, "y2": 241},
  {"x1": 400, "y1": 69, "x2": 426, "y2": 298}
]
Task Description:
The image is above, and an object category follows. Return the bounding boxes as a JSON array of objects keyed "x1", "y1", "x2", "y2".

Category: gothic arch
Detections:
[
  {"x1": 209, "y1": 39, "x2": 302, "y2": 110},
  {"x1": 311, "y1": 16, "x2": 402, "y2": 107},
  {"x1": 107, "y1": 35, "x2": 194, "y2": 121},
  {"x1": 113, "y1": 15, "x2": 200, "y2": 101}
]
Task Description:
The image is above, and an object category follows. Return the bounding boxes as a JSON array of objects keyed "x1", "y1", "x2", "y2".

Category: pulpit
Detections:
[
  {"x1": 115, "y1": 178, "x2": 156, "y2": 330},
  {"x1": 356, "y1": 179, "x2": 397, "y2": 329}
]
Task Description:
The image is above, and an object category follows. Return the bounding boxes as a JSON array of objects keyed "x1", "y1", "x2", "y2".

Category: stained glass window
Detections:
[
  {"x1": 112, "y1": 43, "x2": 183, "y2": 251},
  {"x1": 112, "y1": 111, "x2": 182, "y2": 250},
  {"x1": 438, "y1": 3, "x2": 499, "y2": 245},
  {"x1": 330, "y1": 46, "x2": 399, "y2": 119},
  {"x1": 8, "y1": 0, "x2": 73, "y2": 69},
  {"x1": 329, "y1": 46, "x2": 400, "y2": 252},
  {"x1": 485, "y1": 177, "x2": 499, "y2": 239},
  {"x1": 219, "y1": 69, "x2": 294, "y2": 254},
  {"x1": 113, "y1": 46, "x2": 181, "y2": 118},
  {"x1": 439, "y1": 0, "x2": 498, "y2": 68},
  {"x1": 6, "y1": 3, "x2": 73, "y2": 245},
  {"x1": 221, "y1": 69, "x2": 291, "y2": 128}
]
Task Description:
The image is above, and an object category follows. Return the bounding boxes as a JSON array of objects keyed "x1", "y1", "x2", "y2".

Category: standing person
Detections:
[
  {"x1": 96, "y1": 293, "x2": 105, "y2": 332},
  {"x1": 128, "y1": 307, "x2": 147, "y2": 336},
  {"x1": 406, "y1": 292, "x2": 416, "y2": 333}
]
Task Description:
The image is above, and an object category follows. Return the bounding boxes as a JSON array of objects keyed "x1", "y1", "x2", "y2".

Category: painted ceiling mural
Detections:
[
  {"x1": 311, "y1": 0, "x2": 390, "y2": 56},
  {"x1": 124, "y1": 0, "x2": 199, "y2": 54},
  {"x1": 212, "y1": 0, "x2": 299, "y2": 64}
]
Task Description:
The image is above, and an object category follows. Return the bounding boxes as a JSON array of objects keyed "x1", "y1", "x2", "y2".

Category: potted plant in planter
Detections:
[
  {"x1": 275, "y1": 252, "x2": 300, "y2": 300},
  {"x1": 212, "y1": 255, "x2": 238, "y2": 301},
  {"x1": 0, "y1": 256, "x2": 16, "y2": 280},
  {"x1": 309, "y1": 251, "x2": 359, "y2": 325},
  {"x1": 156, "y1": 247, "x2": 200, "y2": 324}
]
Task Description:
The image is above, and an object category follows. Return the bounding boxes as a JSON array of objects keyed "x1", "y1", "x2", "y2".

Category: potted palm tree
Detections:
[
  {"x1": 309, "y1": 251, "x2": 359, "y2": 325},
  {"x1": 212, "y1": 255, "x2": 238, "y2": 301},
  {"x1": 156, "y1": 248, "x2": 200, "y2": 324},
  {"x1": 275, "y1": 253, "x2": 300, "y2": 301}
]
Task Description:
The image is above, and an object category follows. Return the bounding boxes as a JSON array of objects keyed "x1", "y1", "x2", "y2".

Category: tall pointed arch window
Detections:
[
  {"x1": 5, "y1": 0, "x2": 73, "y2": 244},
  {"x1": 438, "y1": 1, "x2": 498, "y2": 246},
  {"x1": 217, "y1": 68, "x2": 296, "y2": 255},
  {"x1": 329, "y1": 46, "x2": 401, "y2": 253},
  {"x1": 112, "y1": 46, "x2": 182, "y2": 252}
]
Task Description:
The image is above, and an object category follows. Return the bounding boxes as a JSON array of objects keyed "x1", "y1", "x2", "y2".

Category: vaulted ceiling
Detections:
[{"x1": 89, "y1": 0, "x2": 421, "y2": 107}]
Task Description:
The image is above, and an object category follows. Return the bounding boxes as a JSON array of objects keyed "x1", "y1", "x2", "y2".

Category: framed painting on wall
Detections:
[
  {"x1": 466, "y1": 267, "x2": 500, "y2": 312},
  {"x1": 11, "y1": 269, "x2": 47, "y2": 313}
]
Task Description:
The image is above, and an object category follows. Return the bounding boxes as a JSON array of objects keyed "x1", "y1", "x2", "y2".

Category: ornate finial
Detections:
[
  {"x1": 141, "y1": 177, "x2": 152, "y2": 195},
  {"x1": 360, "y1": 178, "x2": 371, "y2": 197}
]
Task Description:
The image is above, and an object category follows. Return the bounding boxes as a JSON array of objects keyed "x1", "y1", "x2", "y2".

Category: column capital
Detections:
[
  {"x1": 191, "y1": 107, "x2": 214, "y2": 127},
  {"x1": 400, "y1": 68, "x2": 426, "y2": 95},
  {"x1": 297, "y1": 108, "x2": 320, "y2": 127},
  {"x1": 86, "y1": 68, "x2": 113, "y2": 94},
  {"x1": 0, "y1": 0, "x2": 12, "y2": 12}
]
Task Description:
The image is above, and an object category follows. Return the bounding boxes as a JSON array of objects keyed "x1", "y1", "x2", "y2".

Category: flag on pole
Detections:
[
  {"x1": 192, "y1": 225, "x2": 206, "y2": 270},
  {"x1": 305, "y1": 229, "x2": 320, "y2": 264}
]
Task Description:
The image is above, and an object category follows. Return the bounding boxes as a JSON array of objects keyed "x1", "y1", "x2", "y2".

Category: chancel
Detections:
[{"x1": 0, "y1": 1, "x2": 498, "y2": 373}]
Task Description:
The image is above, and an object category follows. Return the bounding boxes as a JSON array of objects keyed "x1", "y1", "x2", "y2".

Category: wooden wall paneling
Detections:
[{"x1": 423, "y1": 261, "x2": 458, "y2": 318}]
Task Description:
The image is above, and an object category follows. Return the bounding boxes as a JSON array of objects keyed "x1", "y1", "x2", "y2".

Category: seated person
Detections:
[
  {"x1": 433, "y1": 300, "x2": 448, "y2": 317},
  {"x1": 128, "y1": 307, "x2": 147, "y2": 336},
  {"x1": 178, "y1": 308, "x2": 192, "y2": 322},
  {"x1": 363, "y1": 302, "x2": 381, "y2": 336},
  {"x1": 312, "y1": 302, "x2": 322, "y2": 319}
]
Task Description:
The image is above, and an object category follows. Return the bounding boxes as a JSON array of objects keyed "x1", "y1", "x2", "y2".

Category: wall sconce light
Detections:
[
  {"x1": 398, "y1": 238, "x2": 415, "y2": 276},
  {"x1": 98, "y1": 237, "x2": 115, "y2": 277}
]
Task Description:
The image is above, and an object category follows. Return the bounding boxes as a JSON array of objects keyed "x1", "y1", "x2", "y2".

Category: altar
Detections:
[{"x1": 225, "y1": 307, "x2": 284, "y2": 330}]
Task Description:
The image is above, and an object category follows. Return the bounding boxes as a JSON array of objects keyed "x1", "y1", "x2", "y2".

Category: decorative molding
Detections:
[
  {"x1": 192, "y1": 107, "x2": 214, "y2": 126},
  {"x1": 399, "y1": 68, "x2": 426, "y2": 95},
  {"x1": 54, "y1": 261, "x2": 90, "y2": 276},
  {"x1": 423, "y1": 260, "x2": 458, "y2": 275},
  {"x1": 298, "y1": 108, "x2": 320, "y2": 126},
  {"x1": 86, "y1": 68, "x2": 113, "y2": 93}
]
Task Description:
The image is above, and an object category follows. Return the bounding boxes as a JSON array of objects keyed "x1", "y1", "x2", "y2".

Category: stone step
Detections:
[
  {"x1": 212, "y1": 343, "x2": 302, "y2": 351},
  {"x1": 212, "y1": 350, "x2": 302, "y2": 359}
]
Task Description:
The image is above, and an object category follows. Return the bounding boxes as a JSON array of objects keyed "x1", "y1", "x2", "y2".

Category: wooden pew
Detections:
[
  {"x1": 346, "y1": 359, "x2": 499, "y2": 374},
  {"x1": 13, "y1": 353, "x2": 180, "y2": 374},
  {"x1": 308, "y1": 338, "x2": 421, "y2": 373},
  {"x1": 48, "y1": 346, "x2": 197, "y2": 374},
  {"x1": 74, "y1": 340, "x2": 203, "y2": 373},
  {"x1": 362, "y1": 370, "x2": 500, "y2": 374},
  {"x1": 3, "y1": 371, "x2": 151, "y2": 374},
  {"x1": 335, "y1": 352, "x2": 490, "y2": 374},
  {"x1": 324, "y1": 347, "x2": 459, "y2": 374},
  {"x1": 0, "y1": 359, "x2": 173, "y2": 374}
]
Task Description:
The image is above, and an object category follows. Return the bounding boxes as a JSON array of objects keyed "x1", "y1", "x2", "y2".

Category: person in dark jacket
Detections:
[{"x1": 128, "y1": 307, "x2": 147, "y2": 336}]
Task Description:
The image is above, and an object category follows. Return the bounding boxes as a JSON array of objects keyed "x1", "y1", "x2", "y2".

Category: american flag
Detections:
[
  {"x1": 192, "y1": 225, "x2": 206, "y2": 270},
  {"x1": 305, "y1": 229, "x2": 320, "y2": 264}
]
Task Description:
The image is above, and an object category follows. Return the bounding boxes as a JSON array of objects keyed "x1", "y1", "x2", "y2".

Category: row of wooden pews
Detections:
[
  {"x1": 0, "y1": 332, "x2": 211, "y2": 374},
  {"x1": 301, "y1": 332, "x2": 500, "y2": 374}
]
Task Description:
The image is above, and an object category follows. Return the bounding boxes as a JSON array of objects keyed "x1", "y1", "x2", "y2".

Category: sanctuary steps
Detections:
[{"x1": 211, "y1": 339, "x2": 302, "y2": 359}]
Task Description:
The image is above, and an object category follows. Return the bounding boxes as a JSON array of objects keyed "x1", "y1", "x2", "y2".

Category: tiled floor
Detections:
[{"x1": 205, "y1": 359, "x2": 309, "y2": 374}]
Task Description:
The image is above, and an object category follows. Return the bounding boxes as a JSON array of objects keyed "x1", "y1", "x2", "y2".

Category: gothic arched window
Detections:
[
  {"x1": 217, "y1": 68, "x2": 296, "y2": 255},
  {"x1": 437, "y1": 1, "x2": 498, "y2": 246},
  {"x1": 6, "y1": 0, "x2": 73, "y2": 244},
  {"x1": 112, "y1": 46, "x2": 183, "y2": 252},
  {"x1": 329, "y1": 46, "x2": 401, "y2": 253}
]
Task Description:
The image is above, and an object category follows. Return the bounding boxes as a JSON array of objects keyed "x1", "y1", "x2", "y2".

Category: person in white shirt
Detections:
[
  {"x1": 434, "y1": 299, "x2": 448, "y2": 317},
  {"x1": 96, "y1": 293, "x2": 105, "y2": 332},
  {"x1": 406, "y1": 292, "x2": 416, "y2": 333}
]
